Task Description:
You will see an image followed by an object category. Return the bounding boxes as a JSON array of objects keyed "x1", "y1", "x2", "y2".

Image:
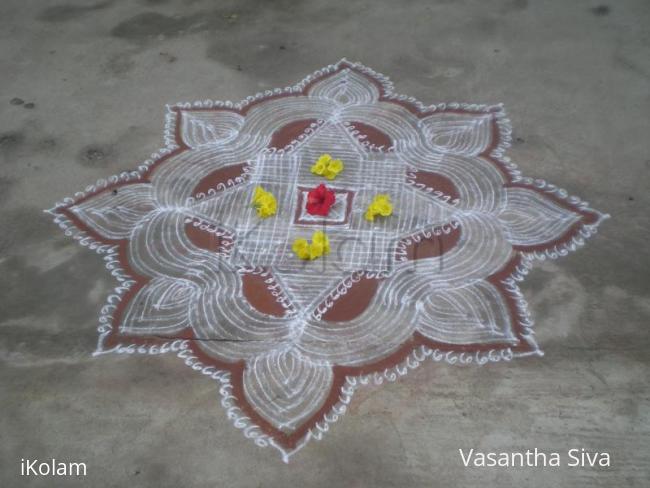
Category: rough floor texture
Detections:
[{"x1": 1, "y1": 0, "x2": 648, "y2": 486}]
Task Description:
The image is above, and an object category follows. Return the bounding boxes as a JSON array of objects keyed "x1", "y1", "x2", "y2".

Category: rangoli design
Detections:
[{"x1": 47, "y1": 60, "x2": 608, "y2": 461}]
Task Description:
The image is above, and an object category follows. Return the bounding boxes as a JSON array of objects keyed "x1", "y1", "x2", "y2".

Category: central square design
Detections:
[
  {"x1": 294, "y1": 186, "x2": 354, "y2": 226},
  {"x1": 192, "y1": 121, "x2": 445, "y2": 272}
]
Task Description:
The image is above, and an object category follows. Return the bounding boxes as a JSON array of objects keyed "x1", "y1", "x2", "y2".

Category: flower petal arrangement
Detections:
[
  {"x1": 311, "y1": 153, "x2": 344, "y2": 180},
  {"x1": 252, "y1": 186, "x2": 277, "y2": 218},
  {"x1": 47, "y1": 59, "x2": 608, "y2": 462},
  {"x1": 306, "y1": 183, "x2": 336, "y2": 216},
  {"x1": 365, "y1": 194, "x2": 393, "y2": 221},
  {"x1": 293, "y1": 230, "x2": 331, "y2": 260}
]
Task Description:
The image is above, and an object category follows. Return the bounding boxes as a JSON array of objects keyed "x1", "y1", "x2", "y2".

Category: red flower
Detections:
[{"x1": 306, "y1": 183, "x2": 336, "y2": 216}]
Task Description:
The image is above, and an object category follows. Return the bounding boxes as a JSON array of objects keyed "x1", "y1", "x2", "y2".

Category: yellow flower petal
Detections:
[
  {"x1": 311, "y1": 160, "x2": 327, "y2": 175},
  {"x1": 252, "y1": 186, "x2": 277, "y2": 218},
  {"x1": 327, "y1": 159, "x2": 344, "y2": 174},
  {"x1": 262, "y1": 195, "x2": 274, "y2": 206},
  {"x1": 376, "y1": 200, "x2": 392, "y2": 216},
  {"x1": 365, "y1": 194, "x2": 393, "y2": 221},
  {"x1": 293, "y1": 232, "x2": 331, "y2": 260},
  {"x1": 311, "y1": 154, "x2": 333, "y2": 176},
  {"x1": 312, "y1": 154, "x2": 343, "y2": 180},
  {"x1": 317, "y1": 154, "x2": 332, "y2": 165},
  {"x1": 309, "y1": 242, "x2": 324, "y2": 259},
  {"x1": 292, "y1": 238, "x2": 311, "y2": 260},
  {"x1": 292, "y1": 238, "x2": 308, "y2": 251},
  {"x1": 253, "y1": 186, "x2": 266, "y2": 203},
  {"x1": 312, "y1": 231, "x2": 330, "y2": 254},
  {"x1": 256, "y1": 205, "x2": 273, "y2": 218}
]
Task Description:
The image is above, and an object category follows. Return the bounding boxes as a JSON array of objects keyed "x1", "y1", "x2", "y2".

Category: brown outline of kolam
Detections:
[{"x1": 49, "y1": 60, "x2": 606, "y2": 452}]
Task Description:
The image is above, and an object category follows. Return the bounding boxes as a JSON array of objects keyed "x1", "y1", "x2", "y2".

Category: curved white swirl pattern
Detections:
[
  {"x1": 70, "y1": 183, "x2": 156, "y2": 240},
  {"x1": 178, "y1": 110, "x2": 246, "y2": 148},
  {"x1": 244, "y1": 349, "x2": 333, "y2": 432},
  {"x1": 420, "y1": 112, "x2": 494, "y2": 156},
  {"x1": 499, "y1": 186, "x2": 582, "y2": 247},
  {"x1": 120, "y1": 277, "x2": 195, "y2": 335},
  {"x1": 417, "y1": 281, "x2": 517, "y2": 345}
]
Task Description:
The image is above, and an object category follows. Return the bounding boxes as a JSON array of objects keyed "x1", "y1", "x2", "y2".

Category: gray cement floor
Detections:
[{"x1": 1, "y1": 0, "x2": 649, "y2": 486}]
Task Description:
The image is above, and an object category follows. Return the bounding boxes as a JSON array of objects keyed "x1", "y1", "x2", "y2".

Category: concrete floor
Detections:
[{"x1": 1, "y1": 0, "x2": 649, "y2": 486}]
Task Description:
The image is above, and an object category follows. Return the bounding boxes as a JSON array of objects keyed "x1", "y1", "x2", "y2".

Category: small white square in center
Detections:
[{"x1": 295, "y1": 188, "x2": 354, "y2": 226}]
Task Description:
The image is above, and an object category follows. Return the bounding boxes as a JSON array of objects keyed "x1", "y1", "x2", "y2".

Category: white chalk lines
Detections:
[{"x1": 47, "y1": 59, "x2": 608, "y2": 461}]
